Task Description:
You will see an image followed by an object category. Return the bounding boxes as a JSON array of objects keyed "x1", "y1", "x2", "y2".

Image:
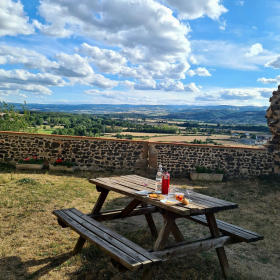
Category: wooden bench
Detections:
[
  {"x1": 53, "y1": 208, "x2": 162, "y2": 272},
  {"x1": 187, "y1": 215, "x2": 263, "y2": 243}
]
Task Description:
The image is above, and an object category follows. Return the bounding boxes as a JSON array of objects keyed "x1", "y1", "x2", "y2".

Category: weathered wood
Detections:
[
  {"x1": 170, "y1": 221, "x2": 185, "y2": 242},
  {"x1": 141, "y1": 267, "x2": 156, "y2": 280},
  {"x1": 153, "y1": 213, "x2": 175, "y2": 251},
  {"x1": 91, "y1": 188, "x2": 109, "y2": 215},
  {"x1": 142, "y1": 202, "x2": 158, "y2": 238},
  {"x1": 186, "y1": 215, "x2": 263, "y2": 243},
  {"x1": 206, "y1": 213, "x2": 231, "y2": 279},
  {"x1": 68, "y1": 208, "x2": 161, "y2": 265},
  {"x1": 57, "y1": 218, "x2": 68, "y2": 228},
  {"x1": 119, "y1": 199, "x2": 142, "y2": 218},
  {"x1": 53, "y1": 210, "x2": 143, "y2": 271},
  {"x1": 152, "y1": 236, "x2": 232, "y2": 261},
  {"x1": 89, "y1": 205, "x2": 159, "y2": 222},
  {"x1": 89, "y1": 178, "x2": 191, "y2": 215},
  {"x1": 72, "y1": 236, "x2": 86, "y2": 255}
]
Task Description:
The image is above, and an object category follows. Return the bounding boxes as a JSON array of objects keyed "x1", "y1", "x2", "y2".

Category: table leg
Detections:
[
  {"x1": 141, "y1": 202, "x2": 158, "y2": 238},
  {"x1": 72, "y1": 186, "x2": 109, "y2": 255},
  {"x1": 91, "y1": 187, "x2": 109, "y2": 215},
  {"x1": 206, "y1": 213, "x2": 231, "y2": 279},
  {"x1": 170, "y1": 221, "x2": 185, "y2": 242}
]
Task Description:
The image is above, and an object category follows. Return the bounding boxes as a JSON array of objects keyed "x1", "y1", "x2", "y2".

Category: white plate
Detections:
[
  {"x1": 135, "y1": 190, "x2": 149, "y2": 195},
  {"x1": 160, "y1": 199, "x2": 180, "y2": 205}
]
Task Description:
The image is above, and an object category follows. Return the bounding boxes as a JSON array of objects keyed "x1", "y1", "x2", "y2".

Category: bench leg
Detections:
[
  {"x1": 141, "y1": 267, "x2": 155, "y2": 280},
  {"x1": 72, "y1": 236, "x2": 86, "y2": 255},
  {"x1": 142, "y1": 202, "x2": 158, "y2": 238},
  {"x1": 206, "y1": 213, "x2": 231, "y2": 279},
  {"x1": 91, "y1": 187, "x2": 109, "y2": 215}
]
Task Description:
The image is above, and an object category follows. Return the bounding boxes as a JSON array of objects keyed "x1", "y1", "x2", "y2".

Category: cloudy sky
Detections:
[{"x1": 0, "y1": 0, "x2": 280, "y2": 106}]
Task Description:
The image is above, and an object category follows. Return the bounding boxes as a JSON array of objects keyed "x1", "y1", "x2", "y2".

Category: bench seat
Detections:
[
  {"x1": 187, "y1": 215, "x2": 263, "y2": 243},
  {"x1": 53, "y1": 208, "x2": 161, "y2": 272}
]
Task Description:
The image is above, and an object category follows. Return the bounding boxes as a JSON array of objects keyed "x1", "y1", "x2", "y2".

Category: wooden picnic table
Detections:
[{"x1": 53, "y1": 175, "x2": 263, "y2": 279}]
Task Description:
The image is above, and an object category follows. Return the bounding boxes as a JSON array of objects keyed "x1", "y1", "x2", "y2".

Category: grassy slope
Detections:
[{"x1": 0, "y1": 166, "x2": 279, "y2": 280}]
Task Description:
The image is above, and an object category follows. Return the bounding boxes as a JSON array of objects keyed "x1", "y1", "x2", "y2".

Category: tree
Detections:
[{"x1": 0, "y1": 101, "x2": 37, "y2": 133}]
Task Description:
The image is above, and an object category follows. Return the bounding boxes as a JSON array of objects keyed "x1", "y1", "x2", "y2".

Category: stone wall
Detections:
[
  {"x1": 266, "y1": 85, "x2": 280, "y2": 174},
  {"x1": 0, "y1": 131, "x2": 274, "y2": 177},
  {"x1": 0, "y1": 132, "x2": 148, "y2": 172},
  {"x1": 149, "y1": 142, "x2": 273, "y2": 177}
]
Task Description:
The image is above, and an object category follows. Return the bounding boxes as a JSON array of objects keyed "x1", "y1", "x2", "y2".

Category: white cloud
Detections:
[
  {"x1": 245, "y1": 43, "x2": 263, "y2": 57},
  {"x1": 162, "y1": 0, "x2": 228, "y2": 20},
  {"x1": 252, "y1": 26, "x2": 257, "y2": 29},
  {"x1": 196, "y1": 88, "x2": 273, "y2": 101},
  {"x1": 186, "y1": 67, "x2": 211, "y2": 76},
  {"x1": 84, "y1": 89, "x2": 124, "y2": 98},
  {"x1": 77, "y1": 43, "x2": 127, "y2": 74},
  {"x1": 265, "y1": 55, "x2": 280, "y2": 68},
  {"x1": 189, "y1": 56, "x2": 198, "y2": 65},
  {"x1": 257, "y1": 76, "x2": 280, "y2": 84},
  {"x1": 236, "y1": 1, "x2": 245, "y2": 6},
  {"x1": 36, "y1": 0, "x2": 191, "y2": 65},
  {"x1": 219, "y1": 20, "x2": 226, "y2": 31},
  {"x1": 0, "y1": 0, "x2": 35, "y2": 36},
  {"x1": 191, "y1": 40, "x2": 276, "y2": 70}
]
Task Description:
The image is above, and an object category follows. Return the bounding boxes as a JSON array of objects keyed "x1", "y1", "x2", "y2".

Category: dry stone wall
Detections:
[
  {"x1": 0, "y1": 132, "x2": 148, "y2": 172},
  {"x1": 0, "y1": 131, "x2": 274, "y2": 177},
  {"x1": 149, "y1": 143, "x2": 273, "y2": 177},
  {"x1": 266, "y1": 85, "x2": 280, "y2": 174}
]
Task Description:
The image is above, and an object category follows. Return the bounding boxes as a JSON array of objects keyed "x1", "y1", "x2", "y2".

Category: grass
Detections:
[{"x1": 0, "y1": 166, "x2": 279, "y2": 280}]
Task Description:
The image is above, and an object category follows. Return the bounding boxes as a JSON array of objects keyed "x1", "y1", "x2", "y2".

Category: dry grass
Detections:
[{"x1": 0, "y1": 165, "x2": 279, "y2": 280}]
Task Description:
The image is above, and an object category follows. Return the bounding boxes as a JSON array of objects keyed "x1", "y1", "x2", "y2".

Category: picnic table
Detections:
[{"x1": 53, "y1": 175, "x2": 263, "y2": 279}]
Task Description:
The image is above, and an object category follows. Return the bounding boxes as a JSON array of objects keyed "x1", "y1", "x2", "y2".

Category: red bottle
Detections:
[{"x1": 162, "y1": 170, "x2": 170, "y2": 194}]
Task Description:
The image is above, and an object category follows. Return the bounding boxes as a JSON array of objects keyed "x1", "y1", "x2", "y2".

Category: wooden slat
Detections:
[
  {"x1": 152, "y1": 236, "x2": 232, "y2": 261},
  {"x1": 90, "y1": 178, "x2": 191, "y2": 216},
  {"x1": 53, "y1": 210, "x2": 142, "y2": 271},
  {"x1": 88, "y1": 205, "x2": 159, "y2": 222},
  {"x1": 187, "y1": 215, "x2": 263, "y2": 243},
  {"x1": 69, "y1": 208, "x2": 161, "y2": 265}
]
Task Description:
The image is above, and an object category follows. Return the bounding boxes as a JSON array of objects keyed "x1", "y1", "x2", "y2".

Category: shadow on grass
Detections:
[{"x1": 0, "y1": 253, "x2": 71, "y2": 280}]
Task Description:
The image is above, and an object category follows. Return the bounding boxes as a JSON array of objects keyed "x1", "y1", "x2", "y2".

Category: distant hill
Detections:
[{"x1": 9, "y1": 103, "x2": 268, "y2": 125}]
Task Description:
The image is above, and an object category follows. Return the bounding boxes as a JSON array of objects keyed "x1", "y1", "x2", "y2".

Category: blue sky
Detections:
[{"x1": 0, "y1": 0, "x2": 280, "y2": 106}]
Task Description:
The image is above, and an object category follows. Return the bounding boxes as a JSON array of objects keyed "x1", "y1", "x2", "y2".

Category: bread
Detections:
[
  {"x1": 149, "y1": 193, "x2": 157, "y2": 198},
  {"x1": 157, "y1": 194, "x2": 165, "y2": 200},
  {"x1": 182, "y1": 198, "x2": 189, "y2": 205}
]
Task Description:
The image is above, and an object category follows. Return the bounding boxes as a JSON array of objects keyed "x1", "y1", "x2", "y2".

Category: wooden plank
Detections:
[
  {"x1": 187, "y1": 215, "x2": 262, "y2": 242},
  {"x1": 88, "y1": 205, "x2": 159, "y2": 222},
  {"x1": 120, "y1": 199, "x2": 142, "y2": 218},
  {"x1": 152, "y1": 236, "x2": 231, "y2": 261},
  {"x1": 89, "y1": 178, "x2": 191, "y2": 216},
  {"x1": 142, "y1": 202, "x2": 158, "y2": 238},
  {"x1": 114, "y1": 177, "x2": 155, "y2": 192},
  {"x1": 69, "y1": 208, "x2": 162, "y2": 265},
  {"x1": 53, "y1": 210, "x2": 142, "y2": 271},
  {"x1": 91, "y1": 188, "x2": 109, "y2": 215},
  {"x1": 63, "y1": 209, "x2": 153, "y2": 269},
  {"x1": 206, "y1": 213, "x2": 231, "y2": 279}
]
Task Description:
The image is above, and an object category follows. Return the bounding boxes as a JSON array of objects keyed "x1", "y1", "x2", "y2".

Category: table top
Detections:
[{"x1": 89, "y1": 175, "x2": 238, "y2": 216}]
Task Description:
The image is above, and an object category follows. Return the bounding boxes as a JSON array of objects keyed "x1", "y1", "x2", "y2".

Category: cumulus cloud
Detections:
[
  {"x1": 196, "y1": 88, "x2": 273, "y2": 101},
  {"x1": 187, "y1": 67, "x2": 211, "y2": 77},
  {"x1": 265, "y1": 55, "x2": 280, "y2": 68},
  {"x1": 36, "y1": 0, "x2": 191, "y2": 64},
  {"x1": 245, "y1": 43, "x2": 263, "y2": 57},
  {"x1": 162, "y1": 0, "x2": 228, "y2": 20},
  {"x1": 219, "y1": 20, "x2": 226, "y2": 31},
  {"x1": 0, "y1": 0, "x2": 35, "y2": 36},
  {"x1": 189, "y1": 56, "x2": 198, "y2": 65},
  {"x1": 257, "y1": 76, "x2": 280, "y2": 84},
  {"x1": 77, "y1": 43, "x2": 127, "y2": 74}
]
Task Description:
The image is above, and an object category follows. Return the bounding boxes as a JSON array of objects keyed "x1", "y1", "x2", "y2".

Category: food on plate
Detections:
[
  {"x1": 149, "y1": 193, "x2": 157, "y2": 198},
  {"x1": 182, "y1": 198, "x2": 189, "y2": 205},
  {"x1": 166, "y1": 200, "x2": 174, "y2": 203},
  {"x1": 157, "y1": 194, "x2": 165, "y2": 200}
]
